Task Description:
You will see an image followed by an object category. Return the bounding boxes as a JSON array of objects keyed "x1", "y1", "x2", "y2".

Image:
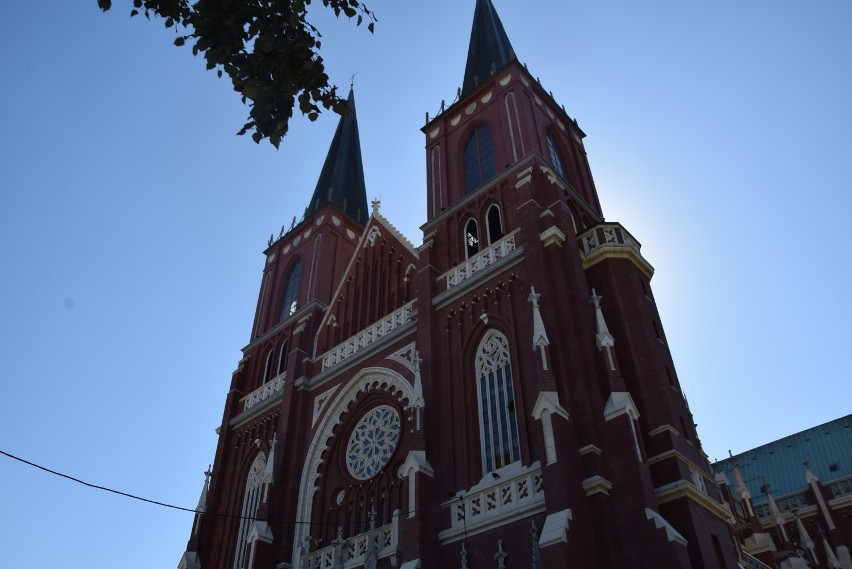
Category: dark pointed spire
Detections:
[
  {"x1": 461, "y1": 0, "x2": 516, "y2": 96},
  {"x1": 306, "y1": 88, "x2": 369, "y2": 226}
]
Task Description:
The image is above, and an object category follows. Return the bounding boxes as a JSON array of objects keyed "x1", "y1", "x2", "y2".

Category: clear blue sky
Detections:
[{"x1": 1, "y1": 2, "x2": 850, "y2": 568}]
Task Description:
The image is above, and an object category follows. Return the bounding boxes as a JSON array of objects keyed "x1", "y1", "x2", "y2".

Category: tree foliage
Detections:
[{"x1": 97, "y1": 0, "x2": 375, "y2": 148}]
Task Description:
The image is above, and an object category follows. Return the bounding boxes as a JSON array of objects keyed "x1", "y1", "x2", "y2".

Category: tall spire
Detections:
[
  {"x1": 462, "y1": 0, "x2": 516, "y2": 96},
  {"x1": 306, "y1": 88, "x2": 369, "y2": 226}
]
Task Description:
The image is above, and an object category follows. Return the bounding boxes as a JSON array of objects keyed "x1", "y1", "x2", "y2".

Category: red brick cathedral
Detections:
[{"x1": 179, "y1": 1, "x2": 740, "y2": 567}]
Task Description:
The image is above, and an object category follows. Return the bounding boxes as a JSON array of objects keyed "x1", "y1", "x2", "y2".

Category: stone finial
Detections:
[
  {"x1": 371, "y1": 197, "x2": 381, "y2": 214},
  {"x1": 495, "y1": 539, "x2": 508, "y2": 569},
  {"x1": 528, "y1": 287, "x2": 550, "y2": 349}
]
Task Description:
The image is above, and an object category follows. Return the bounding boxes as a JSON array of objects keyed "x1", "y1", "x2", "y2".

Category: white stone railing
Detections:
[
  {"x1": 306, "y1": 515, "x2": 400, "y2": 569},
  {"x1": 754, "y1": 489, "x2": 811, "y2": 519},
  {"x1": 741, "y1": 551, "x2": 774, "y2": 569},
  {"x1": 321, "y1": 301, "x2": 416, "y2": 371},
  {"x1": 830, "y1": 475, "x2": 852, "y2": 499},
  {"x1": 579, "y1": 223, "x2": 641, "y2": 257},
  {"x1": 444, "y1": 462, "x2": 544, "y2": 539},
  {"x1": 442, "y1": 230, "x2": 519, "y2": 290},
  {"x1": 240, "y1": 374, "x2": 286, "y2": 413}
]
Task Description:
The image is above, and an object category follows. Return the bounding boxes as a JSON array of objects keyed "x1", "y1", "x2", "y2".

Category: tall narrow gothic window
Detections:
[
  {"x1": 546, "y1": 130, "x2": 566, "y2": 179},
  {"x1": 262, "y1": 349, "x2": 274, "y2": 384},
  {"x1": 280, "y1": 258, "x2": 303, "y2": 320},
  {"x1": 475, "y1": 330, "x2": 521, "y2": 473},
  {"x1": 464, "y1": 127, "x2": 496, "y2": 193},
  {"x1": 233, "y1": 453, "x2": 267, "y2": 569},
  {"x1": 277, "y1": 341, "x2": 288, "y2": 376},
  {"x1": 486, "y1": 204, "x2": 503, "y2": 244},
  {"x1": 465, "y1": 219, "x2": 480, "y2": 259}
]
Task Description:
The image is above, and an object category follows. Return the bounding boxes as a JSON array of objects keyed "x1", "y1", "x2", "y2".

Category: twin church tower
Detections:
[{"x1": 179, "y1": 1, "x2": 738, "y2": 567}]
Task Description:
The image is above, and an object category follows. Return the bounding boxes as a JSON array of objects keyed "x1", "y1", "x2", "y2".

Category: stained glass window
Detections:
[
  {"x1": 233, "y1": 453, "x2": 266, "y2": 569},
  {"x1": 475, "y1": 331, "x2": 520, "y2": 472},
  {"x1": 464, "y1": 127, "x2": 496, "y2": 193},
  {"x1": 346, "y1": 405, "x2": 401, "y2": 480}
]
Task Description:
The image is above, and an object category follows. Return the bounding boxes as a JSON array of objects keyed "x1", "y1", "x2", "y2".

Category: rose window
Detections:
[{"x1": 346, "y1": 405, "x2": 401, "y2": 480}]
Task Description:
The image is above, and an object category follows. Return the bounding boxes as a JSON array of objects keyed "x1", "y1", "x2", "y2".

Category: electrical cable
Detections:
[{"x1": 0, "y1": 448, "x2": 417, "y2": 528}]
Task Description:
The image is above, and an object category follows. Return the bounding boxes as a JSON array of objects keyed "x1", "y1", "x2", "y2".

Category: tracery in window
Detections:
[
  {"x1": 486, "y1": 204, "x2": 503, "y2": 244},
  {"x1": 475, "y1": 330, "x2": 521, "y2": 473},
  {"x1": 465, "y1": 219, "x2": 480, "y2": 259},
  {"x1": 280, "y1": 258, "x2": 303, "y2": 320},
  {"x1": 346, "y1": 405, "x2": 401, "y2": 480},
  {"x1": 233, "y1": 453, "x2": 266, "y2": 569},
  {"x1": 464, "y1": 126, "x2": 496, "y2": 193},
  {"x1": 546, "y1": 130, "x2": 566, "y2": 179}
]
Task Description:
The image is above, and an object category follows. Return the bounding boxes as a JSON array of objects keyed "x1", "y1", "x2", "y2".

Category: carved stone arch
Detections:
[{"x1": 292, "y1": 367, "x2": 415, "y2": 568}]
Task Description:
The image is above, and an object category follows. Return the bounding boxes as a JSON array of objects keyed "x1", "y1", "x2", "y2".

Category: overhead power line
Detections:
[{"x1": 0, "y1": 448, "x2": 414, "y2": 527}]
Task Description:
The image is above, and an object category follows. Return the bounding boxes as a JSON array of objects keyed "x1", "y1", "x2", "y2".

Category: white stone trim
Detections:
[
  {"x1": 439, "y1": 462, "x2": 545, "y2": 544},
  {"x1": 604, "y1": 392, "x2": 642, "y2": 460},
  {"x1": 311, "y1": 385, "x2": 339, "y2": 427},
  {"x1": 292, "y1": 368, "x2": 416, "y2": 569},
  {"x1": 532, "y1": 392, "x2": 569, "y2": 465},
  {"x1": 645, "y1": 508, "x2": 688, "y2": 546},
  {"x1": 532, "y1": 391, "x2": 569, "y2": 421},
  {"x1": 582, "y1": 476, "x2": 613, "y2": 496},
  {"x1": 178, "y1": 552, "x2": 201, "y2": 569},
  {"x1": 398, "y1": 451, "x2": 435, "y2": 519},
  {"x1": 578, "y1": 444, "x2": 602, "y2": 456},
  {"x1": 538, "y1": 509, "x2": 572, "y2": 548}
]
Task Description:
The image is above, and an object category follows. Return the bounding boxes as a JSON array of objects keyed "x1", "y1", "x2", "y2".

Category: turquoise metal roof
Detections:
[{"x1": 712, "y1": 415, "x2": 852, "y2": 502}]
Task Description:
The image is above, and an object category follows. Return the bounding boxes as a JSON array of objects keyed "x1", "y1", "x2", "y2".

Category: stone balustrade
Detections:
[
  {"x1": 441, "y1": 230, "x2": 519, "y2": 290},
  {"x1": 321, "y1": 301, "x2": 416, "y2": 371},
  {"x1": 578, "y1": 223, "x2": 641, "y2": 257},
  {"x1": 240, "y1": 374, "x2": 286, "y2": 413},
  {"x1": 441, "y1": 462, "x2": 544, "y2": 542},
  {"x1": 306, "y1": 514, "x2": 400, "y2": 569}
]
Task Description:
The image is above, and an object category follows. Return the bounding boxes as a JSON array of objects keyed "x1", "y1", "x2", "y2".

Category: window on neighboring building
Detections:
[
  {"x1": 546, "y1": 130, "x2": 566, "y2": 178},
  {"x1": 280, "y1": 258, "x2": 303, "y2": 320},
  {"x1": 475, "y1": 330, "x2": 521, "y2": 473},
  {"x1": 233, "y1": 453, "x2": 267, "y2": 569},
  {"x1": 486, "y1": 204, "x2": 503, "y2": 244},
  {"x1": 464, "y1": 127, "x2": 496, "y2": 193},
  {"x1": 465, "y1": 219, "x2": 480, "y2": 259}
]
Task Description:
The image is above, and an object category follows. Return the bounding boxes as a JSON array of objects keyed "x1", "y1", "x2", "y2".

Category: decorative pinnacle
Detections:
[
  {"x1": 371, "y1": 197, "x2": 381, "y2": 214},
  {"x1": 590, "y1": 288, "x2": 603, "y2": 309},
  {"x1": 204, "y1": 465, "x2": 212, "y2": 483}
]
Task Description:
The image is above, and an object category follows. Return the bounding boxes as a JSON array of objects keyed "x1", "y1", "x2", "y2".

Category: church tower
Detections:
[{"x1": 180, "y1": 2, "x2": 739, "y2": 568}]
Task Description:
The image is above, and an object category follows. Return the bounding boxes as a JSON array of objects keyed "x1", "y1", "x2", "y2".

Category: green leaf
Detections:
[
  {"x1": 133, "y1": 0, "x2": 141, "y2": 7},
  {"x1": 130, "y1": 9, "x2": 138, "y2": 17},
  {"x1": 165, "y1": 17, "x2": 174, "y2": 28},
  {"x1": 97, "y1": 0, "x2": 112, "y2": 11},
  {"x1": 174, "y1": 36, "x2": 185, "y2": 46}
]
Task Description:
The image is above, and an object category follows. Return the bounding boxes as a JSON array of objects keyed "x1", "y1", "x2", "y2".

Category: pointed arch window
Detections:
[
  {"x1": 262, "y1": 349, "x2": 274, "y2": 384},
  {"x1": 464, "y1": 219, "x2": 480, "y2": 259},
  {"x1": 546, "y1": 130, "x2": 566, "y2": 179},
  {"x1": 475, "y1": 330, "x2": 521, "y2": 473},
  {"x1": 464, "y1": 127, "x2": 496, "y2": 193},
  {"x1": 233, "y1": 453, "x2": 267, "y2": 569},
  {"x1": 277, "y1": 341, "x2": 288, "y2": 376},
  {"x1": 280, "y1": 258, "x2": 303, "y2": 320},
  {"x1": 486, "y1": 204, "x2": 503, "y2": 244}
]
